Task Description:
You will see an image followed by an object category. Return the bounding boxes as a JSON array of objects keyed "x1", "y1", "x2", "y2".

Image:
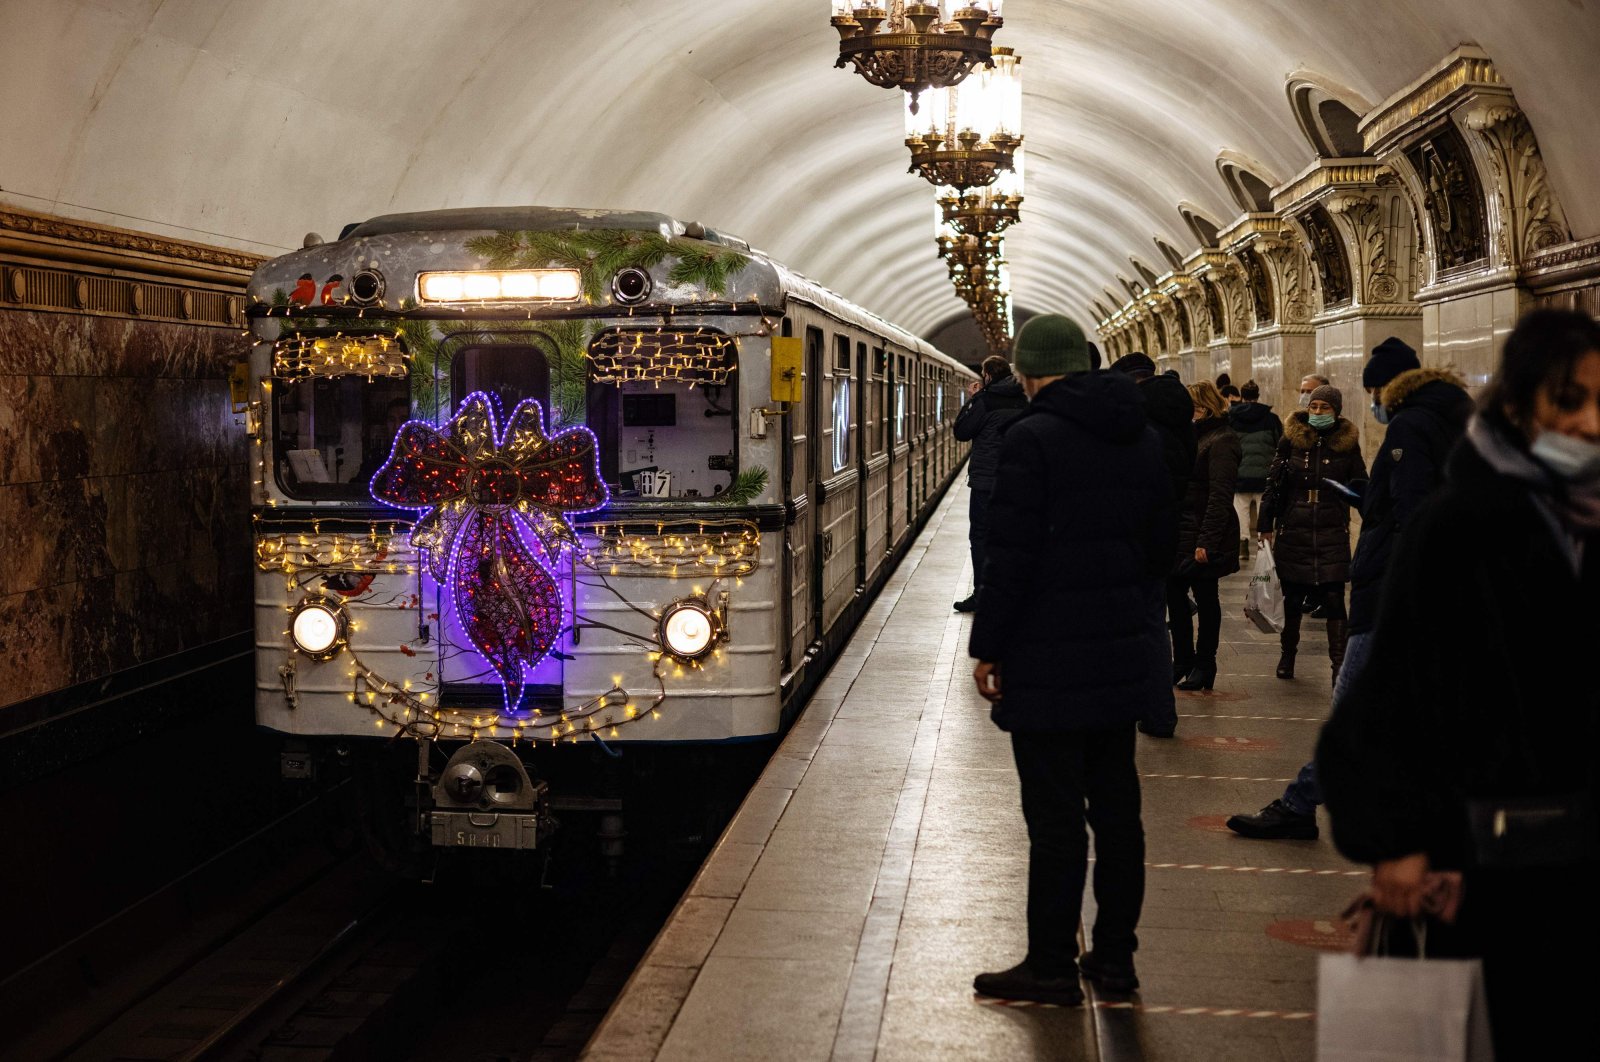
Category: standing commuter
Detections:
[
  {"x1": 1318, "y1": 310, "x2": 1600, "y2": 1057},
  {"x1": 1292, "y1": 372, "x2": 1331, "y2": 406},
  {"x1": 1170, "y1": 382, "x2": 1243, "y2": 691},
  {"x1": 1220, "y1": 383, "x2": 1242, "y2": 409},
  {"x1": 952, "y1": 355, "x2": 1029, "y2": 612},
  {"x1": 1227, "y1": 380, "x2": 1282, "y2": 562},
  {"x1": 1258, "y1": 384, "x2": 1367, "y2": 684},
  {"x1": 1108, "y1": 351, "x2": 1194, "y2": 737},
  {"x1": 1228, "y1": 339, "x2": 1470, "y2": 840},
  {"x1": 969, "y1": 315, "x2": 1174, "y2": 1005}
]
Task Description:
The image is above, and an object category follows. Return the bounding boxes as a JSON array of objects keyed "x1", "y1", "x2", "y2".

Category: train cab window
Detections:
[
  {"x1": 450, "y1": 344, "x2": 550, "y2": 419},
  {"x1": 272, "y1": 374, "x2": 411, "y2": 501},
  {"x1": 584, "y1": 328, "x2": 740, "y2": 502}
]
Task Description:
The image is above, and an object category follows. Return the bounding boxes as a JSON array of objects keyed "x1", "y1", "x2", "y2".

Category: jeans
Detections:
[
  {"x1": 968, "y1": 487, "x2": 991, "y2": 591},
  {"x1": 1011, "y1": 725, "x2": 1145, "y2": 972},
  {"x1": 1281, "y1": 630, "x2": 1371, "y2": 816},
  {"x1": 1166, "y1": 569, "x2": 1222, "y2": 667}
]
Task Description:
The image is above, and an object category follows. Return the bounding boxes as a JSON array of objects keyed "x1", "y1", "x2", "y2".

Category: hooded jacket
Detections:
[
  {"x1": 1227, "y1": 401, "x2": 1283, "y2": 491},
  {"x1": 1257, "y1": 411, "x2": 1368, "y2": 585},
  {"x1": 969, "y1": 372, "x2": 1175, "y2": 732},
  {"x1": 1178, "y1": 416, "x2": 1244, "y2": 577},
  {"x1": 1347, "y1": 368, "x2": 1474, "y2": 632},
  {"x1": 1137, "y1": 372, "x2": 1197, "y2": 506},
  {"x1": 952, "y1": 372, "x2": 1028, "y2": 490}
]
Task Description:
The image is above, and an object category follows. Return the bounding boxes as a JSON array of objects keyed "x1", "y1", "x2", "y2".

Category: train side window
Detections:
[
  {"x1": 272, "y1": 374, "x2": 411, "y2": 501},
  {"x1": 831, "y1": 362, "x2": 851, "y2": 473},
  {"x1": 869, "y1": 345, "x2": 885, "y2": 455}
]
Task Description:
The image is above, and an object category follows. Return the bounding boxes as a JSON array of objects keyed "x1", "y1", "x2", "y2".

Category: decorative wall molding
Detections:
[
  {"x1": 1358, "y1": 46, "x2": 1505, "y2": 157},
  {"x1": 0, "y1": 207, "x2": 258, "y2": 327}
]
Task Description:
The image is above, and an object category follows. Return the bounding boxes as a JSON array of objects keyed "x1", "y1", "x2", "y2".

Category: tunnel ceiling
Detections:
[{"x1": 3, "y1": 0, "x2": 1598, "y2": 338}]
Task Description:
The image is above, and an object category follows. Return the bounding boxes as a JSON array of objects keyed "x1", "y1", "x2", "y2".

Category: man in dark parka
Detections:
[
  {"x1": 970, "y1": 315, "x2": 1175, "y2": 1005},
  {"x1": 1108, "y1": 350, "x2": 1194, "y2": 737},
  {"x1": 952, "y1": 354, "x2": 1029, "y2": 611}
]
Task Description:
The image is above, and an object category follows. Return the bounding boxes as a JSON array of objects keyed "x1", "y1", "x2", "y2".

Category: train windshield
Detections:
[{"x1": 272, "y1": 375, "x2": 411, "y2": 501}]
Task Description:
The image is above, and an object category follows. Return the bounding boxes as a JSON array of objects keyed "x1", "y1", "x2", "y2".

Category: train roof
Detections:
[{"x1": 341, "y1": 207, "x2": 750, "y2": 250}]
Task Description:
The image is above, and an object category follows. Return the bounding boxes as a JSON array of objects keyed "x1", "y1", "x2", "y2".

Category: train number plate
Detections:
[{"x1": 428, "y1": 810, "x2": 544, "y2": 850}]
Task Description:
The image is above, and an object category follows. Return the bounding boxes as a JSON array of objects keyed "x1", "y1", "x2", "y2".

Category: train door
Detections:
[
  {"x1": 854, "y1": 341, "x2": 868, "y2": 589},
  {"x1": 784, "y1": 323, "x2": 823, "y2": 670}
]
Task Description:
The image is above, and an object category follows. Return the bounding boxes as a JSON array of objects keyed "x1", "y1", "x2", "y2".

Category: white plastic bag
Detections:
[
  {"x1": 1243, "y1": 542, "x2": 1284, "y2": 633},
  {"x1": 1317, "y1": 951, "x2": 1494, "y2": 1062}
]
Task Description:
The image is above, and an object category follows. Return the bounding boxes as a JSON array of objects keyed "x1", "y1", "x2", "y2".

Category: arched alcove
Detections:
[{"x1": 1286, "y1": 72, "x2": 1374, "y2": 158}]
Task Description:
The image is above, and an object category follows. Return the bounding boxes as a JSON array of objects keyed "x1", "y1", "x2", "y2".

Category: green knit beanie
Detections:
[{"x1": 1012, "y1": 315, "x2": 1090, "y2": 377}]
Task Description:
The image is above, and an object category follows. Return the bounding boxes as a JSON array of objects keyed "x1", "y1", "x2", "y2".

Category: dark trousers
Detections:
[
  {"x1": 968, "y1": 487, "x2": 991, "y2": 590},
  {"x1": 1166, "y1": 569, "x2": 1222, "y2": 668},
  {"x1": 1010, "y1": 725, "x2": 1145, "y2": 974}
]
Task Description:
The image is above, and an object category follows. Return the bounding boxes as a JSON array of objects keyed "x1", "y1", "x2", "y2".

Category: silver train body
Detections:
[{"x1": 243, "y1": 207, "x2": 973, "y2": 851}]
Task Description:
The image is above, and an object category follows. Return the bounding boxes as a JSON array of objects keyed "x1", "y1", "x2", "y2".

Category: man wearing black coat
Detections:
[
  {"x1": 1228, "y1": 338, "x2": 1472, "y2": 840},
  {"x1": 970, "y1": 316, "x2": 1175, "y2": 1005},
  {"x1": 1108, "y1": 351, "x2": 1193, "y2": 737},
  {"x1": 952, "y1": 355, "x2": 1029, "y2": 611}
]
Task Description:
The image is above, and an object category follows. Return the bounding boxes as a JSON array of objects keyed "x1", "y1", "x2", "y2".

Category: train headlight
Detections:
[
  {"x1": 660, "y1": 598, "x2": 720, "y2": 662},
  {"x1": 417, "y1": 269, "x2": 582, "y2": 303},
  {"x1": 290, "y1": 599, "x2": 346, "y2": 660}
]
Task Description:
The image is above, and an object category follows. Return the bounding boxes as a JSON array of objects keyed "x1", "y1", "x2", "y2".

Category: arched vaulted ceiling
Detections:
[{"x1": 2, "y1": 0, "x2": 1597, "y2": 339}]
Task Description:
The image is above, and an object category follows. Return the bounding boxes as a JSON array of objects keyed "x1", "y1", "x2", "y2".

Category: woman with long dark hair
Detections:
[
  {"x1": 1257, "y1": 384, "x2": 1367, "y2": 684},
  {"x1": 1169, "y1": 381, "x2": 1241, "y2": 690},
  {"x1": 1318, "y1": 309, "x2": 1600, "y2": 1056}
]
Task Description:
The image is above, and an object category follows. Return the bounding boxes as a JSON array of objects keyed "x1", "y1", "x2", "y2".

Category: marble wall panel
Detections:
[
  {"x1": 0, "y1": 307, "x2": 251, "y2": 713},
  {"x1": 1423, "y1": 286, "x2": 1529, "y2": 394}
]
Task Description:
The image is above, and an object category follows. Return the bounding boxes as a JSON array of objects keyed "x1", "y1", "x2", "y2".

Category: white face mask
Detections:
[
  {"x1": 1530, "y1": 431, "x2": 1600, "y2": 483},
  {"x1": 1298, "y1": 392, "x2": 1312, "y2": 407}
]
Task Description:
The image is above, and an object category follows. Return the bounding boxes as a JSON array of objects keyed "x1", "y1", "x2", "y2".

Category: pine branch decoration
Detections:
[{"x1": 714, "y1": 465, "x2": 769, "y2": 506}]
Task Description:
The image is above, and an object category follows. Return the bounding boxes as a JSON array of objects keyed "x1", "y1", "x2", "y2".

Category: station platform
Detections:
[{"x1": 583, "y1": 484, "x2": 1359, "y2": 1062}]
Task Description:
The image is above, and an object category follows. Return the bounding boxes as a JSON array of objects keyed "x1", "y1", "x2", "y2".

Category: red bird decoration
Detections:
[
  {"x1": 319, "y1": 274, "x2": 344, "y2": 305},
  {"x1": 289, "y1": 273, "x2": 316, "y2": 306}
]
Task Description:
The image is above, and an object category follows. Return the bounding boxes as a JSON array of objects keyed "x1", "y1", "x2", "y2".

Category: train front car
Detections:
[{"x1": 245, "y1": 208, "x2": 787, "y2": 856}]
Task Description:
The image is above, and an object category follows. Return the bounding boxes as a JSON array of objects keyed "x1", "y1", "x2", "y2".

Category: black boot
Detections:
[
  {"x1": 973, "y1": 960, "x2": 1084, "y2": 1005},
  {"x1": 1276, "y1": 608, "x2": 1301, "y2": 679},
  {"x1": 954, "y1": 592, "x2": 978, "y2": 613},
  {"x1": 1079, "y1": 950, "x2": 1139, "y2": 993},
  {"x1": 1226, "y1": 799, "x2": 1319, "y2": 840},
  {"x1": 1327, "y1": 617, "x2": 1348, "y2": 686},
  {"x1": 1176, "y1": 659, "x2": 1216, "y2": 691}
]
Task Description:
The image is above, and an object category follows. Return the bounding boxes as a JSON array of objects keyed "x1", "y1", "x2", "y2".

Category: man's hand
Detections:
[
  {"x1": 973, "y1": 661, "x2": 1002, "y2": 702},
  {"x1": 1259, "y1": 531, "x2": 1274, "y2": 547},
  {"x1": 1371, "y1": 852, "x2": 1431, "y2": 917},
  {"x1": 966, "y1": 380, "x2": 982, "y2": 397},
  {"x1": 1194, "y1": 547, "x2": 1208, "y2": 565}
]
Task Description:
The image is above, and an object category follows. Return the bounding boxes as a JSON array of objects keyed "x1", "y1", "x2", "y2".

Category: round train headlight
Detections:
[
  {"x1": 660, "y1": 598, "x2": 719, "y2": 661},
  {"x1": 290, "y1": 599, "x2": 346, "y2": 660},
  {"x1": 612, "y1": 267, "x2": 652, "y2": 304}
]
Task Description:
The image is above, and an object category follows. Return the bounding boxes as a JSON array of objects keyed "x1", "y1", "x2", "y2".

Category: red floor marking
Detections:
[
  {"x1": 1266, "y1": 918, "x2": 1357, "y2": 951},
  {"x1": 1186, "y1": 814, "x2": 1234, "y2": 833},
  {"x1": 1180, "y1": 735, "x2": 1281, "y2": 752}
]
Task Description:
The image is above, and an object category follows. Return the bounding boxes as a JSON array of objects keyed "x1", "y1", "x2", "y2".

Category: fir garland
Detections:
[
  {"x1": 713, "y1": 466, "x2": 769, "y2": 506},
  {"x1": 465, "y1": 228, "x2": 749, "y2": 300}
]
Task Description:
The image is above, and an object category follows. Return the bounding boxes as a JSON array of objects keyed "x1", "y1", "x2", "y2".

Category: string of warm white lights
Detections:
[{"x1": 272, "y1": 332, "x2": 408, "y2": 379}]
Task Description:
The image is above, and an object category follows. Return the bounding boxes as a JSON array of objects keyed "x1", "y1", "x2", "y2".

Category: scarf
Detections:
[{"x1": 1466, "y1": 415, "x2": 1600, "y2": 572}]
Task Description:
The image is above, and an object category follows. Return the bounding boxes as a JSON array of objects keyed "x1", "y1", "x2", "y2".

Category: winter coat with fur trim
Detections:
[
  {"x1": 1257, "y1": 412, "x2": 1368, "y2": 585},
  {"x1": 1348, "y1": 368, "x2": 1473, "y2": 632}
]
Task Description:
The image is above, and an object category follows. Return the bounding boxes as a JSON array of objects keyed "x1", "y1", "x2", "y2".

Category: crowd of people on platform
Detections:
[{"x1": 956, "y1": 309, "x2": 1600, "y2": 1056}]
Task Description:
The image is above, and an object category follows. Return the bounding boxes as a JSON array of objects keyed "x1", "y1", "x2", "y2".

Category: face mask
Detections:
[
  {"x1": 1308, "y1": 413, "x2": 1336, "y2": 430},
  {"x1": 1530, "y1": 430, "x2": 1600, "y2": 482},
  {"x1": 1298, "y1": 392, "x2": 1312, "y2": 407},
  {"x1": 1371, "y1": 402, "x2": 1391, "y2": 426}
]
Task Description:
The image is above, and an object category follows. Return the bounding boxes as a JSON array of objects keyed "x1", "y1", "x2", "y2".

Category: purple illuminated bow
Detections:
[{"x1": 371, "y1": 392, "x2": 608, "y2": 710}]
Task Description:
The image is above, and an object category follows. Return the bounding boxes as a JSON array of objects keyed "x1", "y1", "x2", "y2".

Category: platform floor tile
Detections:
[{"x1": 584, "y1": 484, "x2": 1355, "y2": 1061}]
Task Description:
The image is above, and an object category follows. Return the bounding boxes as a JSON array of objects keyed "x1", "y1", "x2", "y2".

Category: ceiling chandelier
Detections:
[
  {"x1": 830, "y1": 2, "x2": 1004, "y2": 113},
  {"x1": 938, "y1": 146, "x2": 1024, "y2": 237},
  {"x1": 904, "y1": 47, "x2": 1022, "y2": 189}
]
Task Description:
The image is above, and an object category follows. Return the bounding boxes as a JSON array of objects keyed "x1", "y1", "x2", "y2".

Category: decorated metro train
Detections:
[{"x1": 241, "y1": 206, "x2": 973, "y2": 855}]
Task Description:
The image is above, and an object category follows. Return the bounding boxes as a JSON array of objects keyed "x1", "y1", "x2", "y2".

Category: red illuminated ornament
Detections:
[{"x1": 370, "y1": 392, "x2": 608, "y2": 710}]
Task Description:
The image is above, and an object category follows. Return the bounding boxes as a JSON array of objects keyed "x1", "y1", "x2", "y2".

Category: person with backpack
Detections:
[{"x1": 1227, "y1": 380, "x2": 1282, "y2": 562}]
